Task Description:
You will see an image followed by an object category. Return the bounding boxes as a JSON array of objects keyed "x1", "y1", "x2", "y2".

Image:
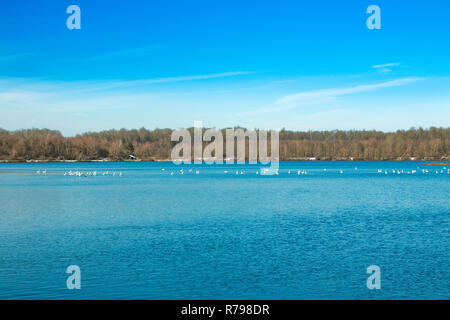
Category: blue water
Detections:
[{"x1": 0, "y1": 161, "x2": 448, "y2": 300}]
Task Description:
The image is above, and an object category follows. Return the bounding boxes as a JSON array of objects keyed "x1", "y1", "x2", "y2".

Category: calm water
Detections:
[{"x1": 0, "y1": 161, "x2": 448, "y2": 300}]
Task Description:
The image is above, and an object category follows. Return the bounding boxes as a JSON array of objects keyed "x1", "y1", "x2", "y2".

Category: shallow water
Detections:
[{"x1": 0, "y1": 161, "x2": 448, "y2": 299}]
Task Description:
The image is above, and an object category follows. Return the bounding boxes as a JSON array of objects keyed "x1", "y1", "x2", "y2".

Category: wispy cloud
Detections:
[
  {"x1": 242, "y1": 77, "x2": 423, "y2": 115},
  {"x1": 62, "y1": 71, "x2": 254, "y2": 93},
  {"x1": 124, "y1": 71, "x2": 253, "y2": 86},
  {"x1": 0, "y1": 71, "x2": 255, "y2": 115},
  {"x1": 372, "y1": 62, "x2": 400, "y2": 73},
  {"x1": 0, "y1": 71, "x2": 254, "y2": 96},
  {"x1": 372, "y1": 62, "x2": 399, "y2": 69}
]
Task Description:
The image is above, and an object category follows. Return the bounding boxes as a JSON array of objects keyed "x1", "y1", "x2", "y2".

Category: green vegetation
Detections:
[{"x1": 0, "y1": 127, "x2": 448, "y2": 161}]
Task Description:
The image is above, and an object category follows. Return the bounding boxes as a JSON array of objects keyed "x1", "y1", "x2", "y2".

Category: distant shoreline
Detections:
[
  {"x1": 1, "y1": 159, "x2": 448, "y2": 164},
  {"x1": 1, "y1": 127, "x2": 448, "y2": 163}
]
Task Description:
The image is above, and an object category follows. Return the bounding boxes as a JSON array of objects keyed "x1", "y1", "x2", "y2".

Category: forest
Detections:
[{"x1": 0, "y1": 127, "x2": 448, "y2": 161}]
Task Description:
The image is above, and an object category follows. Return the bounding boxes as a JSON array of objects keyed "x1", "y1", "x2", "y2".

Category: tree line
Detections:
[{"x1": 0, "y1": 127, "x2": 448, "y2": 161}]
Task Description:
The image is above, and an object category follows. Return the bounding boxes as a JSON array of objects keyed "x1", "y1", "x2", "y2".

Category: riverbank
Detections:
[
  {"x1": 0, "y1": 159, "x2": 448, "y2": 164},
  {"x1": 1, "y1": 127, "x2": 448, "y2": 163}
]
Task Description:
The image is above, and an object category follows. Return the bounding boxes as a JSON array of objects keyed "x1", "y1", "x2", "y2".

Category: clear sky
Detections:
[{"x1": 0, "y1": 0, "x2": 449, "y2": 136}]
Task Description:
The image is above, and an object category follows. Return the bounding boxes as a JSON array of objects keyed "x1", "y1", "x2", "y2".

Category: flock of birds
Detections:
[
  {"x1": 163, "y1": 167, "x2": 307, "y2": 176},
  {"x1": 161, "y1": 166, "x2": 449, "y2": 176},
  {"x1": 34, "y1": 166, "x2": 449, "y2": 178},
  {"x1": 376, "y1": 167, "x2": 449, "y2": 175},
  {"x1": 36, "y1": 169, "x2": 122, "y2": 177}
]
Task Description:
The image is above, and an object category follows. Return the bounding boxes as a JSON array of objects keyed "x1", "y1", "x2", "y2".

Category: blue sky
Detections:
[{"x1": 0, "y1": 0, "x2": 449, "y2": 136}]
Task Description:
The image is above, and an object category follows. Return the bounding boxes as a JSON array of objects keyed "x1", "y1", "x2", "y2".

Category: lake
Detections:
[{"x1": 0, "y1": 161, "x2": 448, "y2": 299}]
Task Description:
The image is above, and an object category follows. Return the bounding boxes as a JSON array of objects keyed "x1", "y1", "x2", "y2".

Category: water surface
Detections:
[{"x1": 0, "y1": 161, "x2": 448, "y2": 299}]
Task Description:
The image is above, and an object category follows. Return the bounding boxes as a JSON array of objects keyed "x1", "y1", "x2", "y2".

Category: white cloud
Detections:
[
  {"x1": 242, "y1": 77, "x2": 423, "y2": 115},
  {"x1": 372, "y1": 62, "x2": 399, "y2": 69},
  {"x1": 0, "y1": 71, "x2": 253, "y2": 95},
  {"x1": 119, "y1": 71, "x2": 253, "y2": 87},
  {"x1": 0, "y1": 70, "x2": 253, "y2": 98}
]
